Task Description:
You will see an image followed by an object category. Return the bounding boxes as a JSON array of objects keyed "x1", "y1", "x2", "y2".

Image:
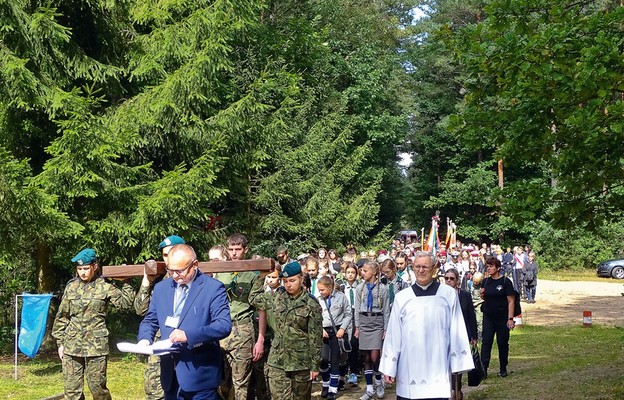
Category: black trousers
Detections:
[
  {"x1": 320, "y1": 327, "x2": 343, "y2": 376},
  {"x1": 348, "y1": 314, "x2": 360, "y2": 374},
  {"x1": 481, "y1": 315, "x2": 510, "y2": 372}
]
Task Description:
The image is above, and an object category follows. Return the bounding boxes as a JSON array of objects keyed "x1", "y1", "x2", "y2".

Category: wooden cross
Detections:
[{"x1": 102, "y1": 258, "x2": 275, "y2": 279}]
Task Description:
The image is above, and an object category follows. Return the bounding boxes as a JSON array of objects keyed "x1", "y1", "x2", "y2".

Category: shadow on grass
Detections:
[{"x1": 31, "y1": 363, "x2": 62, "y2": 376}]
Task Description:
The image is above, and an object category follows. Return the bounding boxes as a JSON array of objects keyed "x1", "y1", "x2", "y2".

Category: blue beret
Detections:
[
  {"x1": 71, "y1": 248, "x2": 97, "y2": 266},
  {"x1": 158, "y1": 235, "x2": 186, "y2": 250},
  {"x1": 280, "y1": 261, "x2": 302, "y2": 278}
]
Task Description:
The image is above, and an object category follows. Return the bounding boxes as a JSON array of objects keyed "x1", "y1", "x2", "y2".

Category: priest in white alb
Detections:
[{"x1": 379, "y1": 251, "x2": 474, "y2": 400}]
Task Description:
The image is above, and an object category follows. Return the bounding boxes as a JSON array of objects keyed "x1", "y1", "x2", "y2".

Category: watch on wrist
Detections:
[{"x1": 508, "y1": 318, "x2": 514, "y2": 321}]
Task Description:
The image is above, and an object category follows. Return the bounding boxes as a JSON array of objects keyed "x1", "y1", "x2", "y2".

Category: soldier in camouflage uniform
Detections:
[
  {"x1": 248, "y1": 263, "x2": 282, "y2": 400},
  {"x1": 216, "y1": 234, "x2": 266, "y2": 400},
  {"x1": 52, "y1": 248, "x2": 135, "y2": 400},
  {"x1": 133, "y1": 235, "x2": 186, "y2": 400},
  {"x1": 265, "y1": 262, "x2": 323, "y2": 400}
]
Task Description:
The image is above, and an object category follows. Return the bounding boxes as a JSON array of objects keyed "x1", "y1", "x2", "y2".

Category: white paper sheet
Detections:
[{"x1": 116, "y1": 339, "x2": 178, "y2": 355}]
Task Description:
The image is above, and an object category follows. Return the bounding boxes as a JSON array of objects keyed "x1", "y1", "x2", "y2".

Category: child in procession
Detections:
[
  {"x1": 354, "y1": 261, "x2": 390, "y2": 400},
  {"x1": 380, "y1": 258, "x2": 409, "y2": 309},
  {"x1": 317, "y1": 276, "x2": 352, "y2": 399},
  {"x1": 341, "y1": 261, "x2": 362, "y2": 387}
]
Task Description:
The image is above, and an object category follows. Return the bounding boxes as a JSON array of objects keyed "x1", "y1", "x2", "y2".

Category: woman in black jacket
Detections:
[{"x1": 444, "y1": 268, "x2": 478, "y2": 400}]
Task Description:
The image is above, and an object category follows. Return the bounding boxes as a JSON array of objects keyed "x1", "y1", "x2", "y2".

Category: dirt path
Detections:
[{"x1": 518, "y1": 279, "x2": 624, "y2": 327}]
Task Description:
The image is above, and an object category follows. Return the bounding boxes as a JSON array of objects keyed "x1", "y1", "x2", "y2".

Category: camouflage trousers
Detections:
[
  {"x1": 219, "y1": 321, "x2": 255, "y2": 400},
  {"x1": 266, "y1": 365, "x2": 311, "y2": 400},
  {"x1": 248, "y1": 342, "x2": 270, "y2": 400},
  {"x1": 144, "y1": 354, "x2": 164, "y2": 400},
  {"x1": 62, "y1": 354, "x2": 111, "y2": 400}
]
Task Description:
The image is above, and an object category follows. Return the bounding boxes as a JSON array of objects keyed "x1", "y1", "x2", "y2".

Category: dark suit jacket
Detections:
[
  {"x1": 138, "y1": 270, "x2": 232, "y2": 392},
  {"x1": 458, "y1": 289, "x2": 478, "y2": 341}
]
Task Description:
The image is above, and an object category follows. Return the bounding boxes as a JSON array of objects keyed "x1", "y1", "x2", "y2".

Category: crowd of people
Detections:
[{"x1": 51, "y1": 234, "x2": 539, "y2": 400}]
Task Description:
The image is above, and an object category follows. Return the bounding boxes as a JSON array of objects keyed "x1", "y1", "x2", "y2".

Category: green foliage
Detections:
[
  {"x1": 525, "y1": 219, "x2": 624, "y2": 270},
  {"x1": 0, "y1": 0, "x2": 412, "y2": 318},
  {"x1": 447, "y1": 0, "x2": 624, "y2": 227}
]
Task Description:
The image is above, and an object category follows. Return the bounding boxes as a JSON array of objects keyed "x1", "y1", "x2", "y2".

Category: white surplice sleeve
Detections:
[
  {"x1": 379, "y1": 295, "x2": 402, "y2": 378},
  {"x1": 449, "y1": 291, "x2": 475, "y2": 374}
]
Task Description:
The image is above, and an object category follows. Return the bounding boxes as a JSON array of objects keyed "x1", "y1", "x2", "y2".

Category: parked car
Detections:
[{"x1": 596, "y1": 259, "x2": 624, "y2": 279}]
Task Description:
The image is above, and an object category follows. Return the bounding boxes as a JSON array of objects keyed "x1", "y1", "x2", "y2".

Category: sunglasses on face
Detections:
[{"x1": 444, "y1": 276, "x2": 456, "y2": 281}]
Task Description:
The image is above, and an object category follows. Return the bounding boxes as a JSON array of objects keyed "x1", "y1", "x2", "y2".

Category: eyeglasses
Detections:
[
  {"x1": 167, "y1": 259, "x2": 196, "y2": 276},
  {"x1": 413, "y1": 265, "x2": 432, "y2": 271},
  {"x1": 444, "y1": 276, "x2": 456, "y2": 281}
]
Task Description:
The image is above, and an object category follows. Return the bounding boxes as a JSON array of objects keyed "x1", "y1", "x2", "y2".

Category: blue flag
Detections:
[{"x1": 18, "y1": 293, "x2": 53, "y2": 358}]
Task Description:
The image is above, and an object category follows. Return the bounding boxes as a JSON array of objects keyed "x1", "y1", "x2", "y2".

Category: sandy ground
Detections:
[
  {"x1": 321, "y1": 279, "x2": 624, "y2": 400},
  {"x1": 517, "y1": 279, "x2": 624, "y2": 327}
]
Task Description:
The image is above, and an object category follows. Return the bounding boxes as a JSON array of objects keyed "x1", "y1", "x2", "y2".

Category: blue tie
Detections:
[
  {"x1": 174, "y1": 284, "x2": 188, "y2": 316},
  {"x1": 366, "y1": 283, "x2": 376, "y2": 312}
]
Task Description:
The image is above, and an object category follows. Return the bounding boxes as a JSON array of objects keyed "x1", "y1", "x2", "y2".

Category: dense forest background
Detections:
[{"x1": 1, "y1": 0, "x2": 622, "y2": 319}]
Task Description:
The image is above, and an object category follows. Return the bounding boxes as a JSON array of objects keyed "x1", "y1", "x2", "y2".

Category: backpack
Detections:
[{"x1": 513, "y1": 289, "x2": 522, "y2": 317}]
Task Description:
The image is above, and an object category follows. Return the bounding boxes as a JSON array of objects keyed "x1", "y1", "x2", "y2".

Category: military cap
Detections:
[
  {"x1": 158, "y1": 235, "x2": 186, "y2": 250},
  {"x1": 280, "y1": 261, "x2": 302, "y2": 278},
  {"x1": 71, "y1": 248, "x2": 97, "y2": 266}
]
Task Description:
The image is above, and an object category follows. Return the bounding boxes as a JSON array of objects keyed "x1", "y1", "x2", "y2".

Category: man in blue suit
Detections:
[{"x1": 138, "y1": 244, "x2": 232, "y2": 400}]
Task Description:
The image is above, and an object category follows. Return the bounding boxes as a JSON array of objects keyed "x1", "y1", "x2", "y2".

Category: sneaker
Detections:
[
  {"x1": 348, "y1": 373, "x2": 358, "y2": 386},
  {"x1": 376, "y1": 383, "x2": 385, "y2": 398},
  {"x1": 328, "y1": 394, "x2": 336, "y2": 400},
  {"x1": 321, "y1": 386, "x2": 329, "y2": 398},
  {"x1": 359, "y1": 391, "x2": 374, "y2": 400}
]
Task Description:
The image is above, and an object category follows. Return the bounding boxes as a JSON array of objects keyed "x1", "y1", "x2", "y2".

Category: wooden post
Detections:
[{"x1": 102, "y1": 259, "x2": 275, "y2": 279}]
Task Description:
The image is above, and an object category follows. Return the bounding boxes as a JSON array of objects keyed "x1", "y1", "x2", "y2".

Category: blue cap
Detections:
[
  {"x1": 71, "y1": 248, "x2": 97, "y2": 266},
  {"x1": 158, "y1": 235, "x2": 186, "y2": 250},
  {"x1": 280, "y1": 261, "x2": 302, "y2": 278}
]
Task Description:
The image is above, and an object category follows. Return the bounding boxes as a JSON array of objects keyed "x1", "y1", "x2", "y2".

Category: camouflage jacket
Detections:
[
  {"x1": 133, "y1": 283, "x2": 153, "y2": 316},
  {"x1": 52, "y1": 276, "x2": 135, "y2": 357},
  {"x1": 266, "y1": 289, "x2": 322, "y2": 372},
  {"x1": 214, "y1": 271, "x2": 264, "y2": 322}
]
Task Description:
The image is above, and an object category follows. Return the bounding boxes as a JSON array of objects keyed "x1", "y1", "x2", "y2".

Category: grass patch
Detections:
[
  {"x1": 1, "y1": 325, "x2": 623, "y2": 399},
  {"x1": 466, "y1": 324, "x2": 624, "y2": 399},
  {"x1": 0, "y1": 352, "x2": 144, "y2": 399},
  {"x1": 539, "y1": 268, "x2": 613, "y2": 282}
]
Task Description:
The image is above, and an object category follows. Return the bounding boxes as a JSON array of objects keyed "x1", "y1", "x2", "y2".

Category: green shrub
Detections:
[{"x1": 526, "y1": 220, "x2": 624, "y2": 270}]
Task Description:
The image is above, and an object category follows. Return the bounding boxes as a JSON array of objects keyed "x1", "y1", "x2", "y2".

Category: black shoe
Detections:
[
  {"x1": 338, "y1": 380, "x2": 346, "y2": 391},
  {"x1": 328, "y1": 393, "x2": 336, "y2": 400},
  {"x1": 321, "y1": 386, "x2": 329, "y2": 398},
  {"x1": 499, "y1": 370, "x2": 508, "y2": 378}
]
